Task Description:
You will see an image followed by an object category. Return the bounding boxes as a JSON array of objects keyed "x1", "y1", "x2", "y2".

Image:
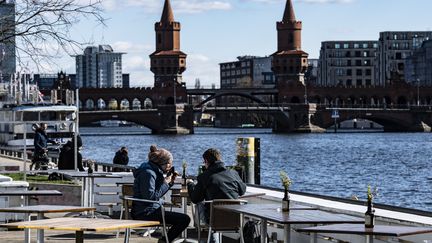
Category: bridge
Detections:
[{"x1": 73, "y1": 81, "x2": 432, "y2": 133}]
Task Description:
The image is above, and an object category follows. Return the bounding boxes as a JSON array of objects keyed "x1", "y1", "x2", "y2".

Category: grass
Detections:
[{"x1": 2, "y1": 173, "x2": 76, "y2": 185}]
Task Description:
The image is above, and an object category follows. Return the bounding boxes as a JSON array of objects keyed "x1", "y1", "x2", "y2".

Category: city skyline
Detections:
[{"x1": 34, "y1": 0, "x2": 432, "y2": 87}]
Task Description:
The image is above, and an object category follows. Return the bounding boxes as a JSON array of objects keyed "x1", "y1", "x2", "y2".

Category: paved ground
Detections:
[{"x1": 0, "y1": 229, "x2": 159, "y2": 242}]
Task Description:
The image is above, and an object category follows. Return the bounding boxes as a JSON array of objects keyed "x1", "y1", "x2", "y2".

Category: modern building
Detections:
[
  {"x1": 75, "y1": 45, "x2": 124, "y2": 88},
  {"x1": 0, "y1": 0, "x2": 16, "y2": 82},
  {"x1": 378, "y1": 31, "x2": 432, "y2": 86},
  {"x1": 317, "y1": 41, "x2": 378, "y2": 87},
  {"x1": 405, "y1": 40, "x2": 432, "y2": 86},
  {"x1": 219, "y1": 56, "x2": 274, "y2": 89},
  {"x1": 306, "y1": 59, "x2": 318, "y2": 85}
]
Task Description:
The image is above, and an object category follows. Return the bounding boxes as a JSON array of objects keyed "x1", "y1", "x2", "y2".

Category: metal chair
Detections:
[
  {"x1": 195, "y1": 199, "x2": 247, "y2": 243},
  {"x1": 117, "y1": 184, "x2": 169, "y2": 242}
]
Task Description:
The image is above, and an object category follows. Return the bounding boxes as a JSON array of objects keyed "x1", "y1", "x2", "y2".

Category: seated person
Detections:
[
  {"x1": 132, "y1": 145, "x2": 190, "y2": 243},
  {"x1": 113, "y1": 146, "x2": 129, "y2": 172},
  {"x1": 57, "y1": 135, "x2": 84, "y2": 171},
  {"x1": 187, "y1": 148, "x2": 247, "y2": 243}
]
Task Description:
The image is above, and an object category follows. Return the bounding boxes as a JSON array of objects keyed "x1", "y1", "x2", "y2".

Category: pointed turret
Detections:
[
  {"x1": 282, "y1": 0, "x2": 296, "y2": 22},
  {"x1": 161, "y1": 0, "x2": 175, "y2": 23},
  {"x1": 151, "y1": 0, "x2": 187, "y2": 89},
  {"x1": 272, "y1": 0, "x2": 308, "y2": 88}
]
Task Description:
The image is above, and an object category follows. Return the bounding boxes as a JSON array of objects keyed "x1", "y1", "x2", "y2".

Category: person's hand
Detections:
[{"x1": 165, "y1": 174, "x2": 173, "y2": 185}]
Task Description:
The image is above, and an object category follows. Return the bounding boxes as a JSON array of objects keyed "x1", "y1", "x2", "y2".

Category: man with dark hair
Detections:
[{"x1": 187, "y1": 148, "x2": 246, "y2": 243}]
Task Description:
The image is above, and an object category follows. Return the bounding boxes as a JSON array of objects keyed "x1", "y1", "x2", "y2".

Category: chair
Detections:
[
  {"x1": 196, "y1": 199, "x2": 247, "y2": 243},
  {"x1": 118, "y1": 184, "x2": 169, "y2": 242}
]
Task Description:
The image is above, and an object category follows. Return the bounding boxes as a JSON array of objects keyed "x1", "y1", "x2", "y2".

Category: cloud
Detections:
[
  {"x1": 183, "y1": 53, "x2": 220, "y2": 88},
  {"x1": 102, "y1": 0, "x2": 232, "y2": 13}
]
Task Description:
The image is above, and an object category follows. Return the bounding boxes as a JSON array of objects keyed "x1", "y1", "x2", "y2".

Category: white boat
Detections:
[{"x1": 0, "y1": 104, "x2": 78, "y2": 146}]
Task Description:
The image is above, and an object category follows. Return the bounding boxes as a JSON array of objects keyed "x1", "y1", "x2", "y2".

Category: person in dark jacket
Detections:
[
  {"x1": 131, "y1": 145, "x2": 190, "y2": 243},
  {"x1": 113, "y1": 147, "x2": 129, "y2": 172},
  {"x1": 58, "y1": 134, "x2": 84, "y2": 171},
  {"x1": 187, "y1": 148, "x2": 247, "y2": 243},
  {"x1": 31, "y1": 123, "x2": 57, "y2": 170}
]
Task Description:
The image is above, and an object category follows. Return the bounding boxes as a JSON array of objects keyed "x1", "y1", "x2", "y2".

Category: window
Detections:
[
  {"x1": 336, "y1": 69, "x2": 344, "y2": 76},
  {"x1": 354, "y1": 43, "x2": 360, "y2": 48},
  {"x1": 347, "y1": 69, "x2": 352, "y2": 76},
  {"x1": 393, "y1": 34, "x2": 398, "y2": 40},
  {"x1": 357, "y1": 79, "x2": 363, "y2": 86},
  {"x1": 343, "y1": 43, "x2": 349, "y2": 49},
  {"x1": 366, "y1": 79, "x2": 372, "y2": 86},
  {"x1": 355, "y1": 51, "x2": 361, "y2": 57},
  {"x1": 366, "y1": 69, "x2": 372, "y2": 75},
  {"x1": 347, "y1": 60, "x2": 352, "y2": 66},
  {"x1": 373, "y1": 43, "x2": 378, "y2": 48},
  {"x1": 363, "y1": 51, "x2": 369, "y2": 57},
  {"x1": 356, "y1": 69, "x2": 363, "y2": 75},
  {"x1": 362, "y1": 43, "x2": 368, "y2": 48},
  {"x1": 356, "y1": 60, "x2": 362, "y2": 66},
  {"x1": 346, "y1": 79, "x2": 352, "y2": 86},
  {"x1": 335, "y1": 43, "x2": 341, "y2": 49},
  {"x1": 364, "y1": 60, "x2": 371, "y2": 66}
]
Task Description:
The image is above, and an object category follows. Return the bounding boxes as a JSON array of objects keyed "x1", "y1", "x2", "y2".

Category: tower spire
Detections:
[
  {"x1": 282, "y1": 0, "x2": 296, "y2": 22},
  {"x1": 161, "y1": 0, "x2": 175, "y2": 23}
]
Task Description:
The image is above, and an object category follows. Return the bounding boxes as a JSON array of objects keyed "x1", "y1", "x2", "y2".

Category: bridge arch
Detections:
[
  {"x1": 97, "y1": 98, "x2": 106, "y2": 110},
  {"x1": 85, "y1": 99, "x2": 95, "y2": 110},
  {"x1": 194, "y1": 92, "x2": 268, "y2": 108},
  {"x1": 144, "y1": 98, "x2": 154, "y2": 109},
  {"x1": 132, "y1": 98, "x2": 142, "y2": 110}
]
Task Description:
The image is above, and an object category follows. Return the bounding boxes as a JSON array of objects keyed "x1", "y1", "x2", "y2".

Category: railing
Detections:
[{"x1": 83, "y1": 160, "x2": 135, "y2": 173}]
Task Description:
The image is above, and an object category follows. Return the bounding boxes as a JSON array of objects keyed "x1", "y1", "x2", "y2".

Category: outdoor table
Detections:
[
  {"x1": 0, "y1": 190, "x2": 63, "y2": 243},
  {"x1": 297, "y1": 223, "x2": 432, "y2": 243},
  {"x1": 239, "y1": 192, "x2": 266, "y2": 199},
  {"x1": 177, "y1": 188, "x2": 197, "y2": 243},
  {"x1": 0, "y1": 205, "x2": 95, "y2": 243},
  {"x1": 0, "y1": 190, "x2": 63, "y2": 205},
  {"x1": 215, "y1": 204, "x2": 364, "y2": 243},
  {"x1": 0, "y1": 217, "x2": 159, "y2": 243},
  {"x1": 61, "y1": 172, "x2": 121, "y2": 208}
]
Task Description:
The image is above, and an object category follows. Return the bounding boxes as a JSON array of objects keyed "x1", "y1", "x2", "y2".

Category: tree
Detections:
[{"x1": 0, "y1": 0, "x2": 105, "y2": 72}]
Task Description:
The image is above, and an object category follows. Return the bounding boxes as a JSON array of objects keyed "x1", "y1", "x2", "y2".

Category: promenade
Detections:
[{"x1": 0, "y1": 230, "x2": 158, "y2": 242}]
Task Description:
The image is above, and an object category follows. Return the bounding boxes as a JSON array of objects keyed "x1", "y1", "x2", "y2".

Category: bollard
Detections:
[{"x1": 236, "y1": 137, "x2": 260, "y2": 185}]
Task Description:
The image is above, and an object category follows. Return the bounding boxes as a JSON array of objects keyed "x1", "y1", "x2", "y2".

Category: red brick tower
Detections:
[
  {"x1": 150, "y1": 0, "x2": 187, "y2": 89},
  {"x1": 272, "y1": 0, "x2": 308, "y2": 86}
]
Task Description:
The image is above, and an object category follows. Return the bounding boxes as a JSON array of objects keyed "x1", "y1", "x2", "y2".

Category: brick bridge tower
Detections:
[
  {"x1": 272, "y1": 0, "x2": 309, "y2": 101},
  {"x1": 272, "y1": 0, "x2": 324, "y2": 133},
  {"x1": 149, "y1": 0, "x2": 193, "y2": 134},
  {"x1": 150, "y1": 0, "x2": 187, "y2": 93}
]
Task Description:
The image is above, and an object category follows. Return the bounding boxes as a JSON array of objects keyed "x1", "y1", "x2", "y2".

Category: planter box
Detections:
[{"x1": 29, "y1": 183, "x2": 81, "y2": 206}]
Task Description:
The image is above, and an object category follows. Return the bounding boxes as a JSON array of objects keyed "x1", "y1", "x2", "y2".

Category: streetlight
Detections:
[
  {"x1": 416, "y1": 78, "x2": 420, "y2": 106},
  {"x1": 304, "y1": 81, "x2": 308, "y2": 105}
]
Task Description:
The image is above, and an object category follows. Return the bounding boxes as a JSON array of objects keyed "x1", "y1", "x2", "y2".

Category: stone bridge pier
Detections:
[{"x1": 272, "y1": 104, "x2": 326, "y2": 133}]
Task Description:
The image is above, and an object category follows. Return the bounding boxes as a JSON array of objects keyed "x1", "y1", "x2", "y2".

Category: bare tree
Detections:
[{"x1": 0, "y1": 0, "x2": 105, "y2": 71}]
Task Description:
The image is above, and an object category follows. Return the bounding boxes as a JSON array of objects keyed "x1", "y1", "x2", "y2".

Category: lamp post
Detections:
[
  {"x1": 304, "y1": 81, "x2": 308, "y2": 105},
  {"x1": 416, "y1": 78, "x2": 420, "y2": 106}
]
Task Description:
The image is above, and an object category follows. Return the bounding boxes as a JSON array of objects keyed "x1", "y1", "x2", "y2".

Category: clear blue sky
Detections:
[{"x1": 59, "y1": 0, "x2": 432, "y2": 87}]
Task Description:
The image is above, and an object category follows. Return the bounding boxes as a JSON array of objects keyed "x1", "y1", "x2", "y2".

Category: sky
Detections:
[{"x1": 48, "y1": 0, "x2": 432, "y2": 88}]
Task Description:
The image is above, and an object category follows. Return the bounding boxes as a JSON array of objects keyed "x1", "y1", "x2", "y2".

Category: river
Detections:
[{"x1": 80, "y1": 126, "x2": 432, "y2": 212}]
